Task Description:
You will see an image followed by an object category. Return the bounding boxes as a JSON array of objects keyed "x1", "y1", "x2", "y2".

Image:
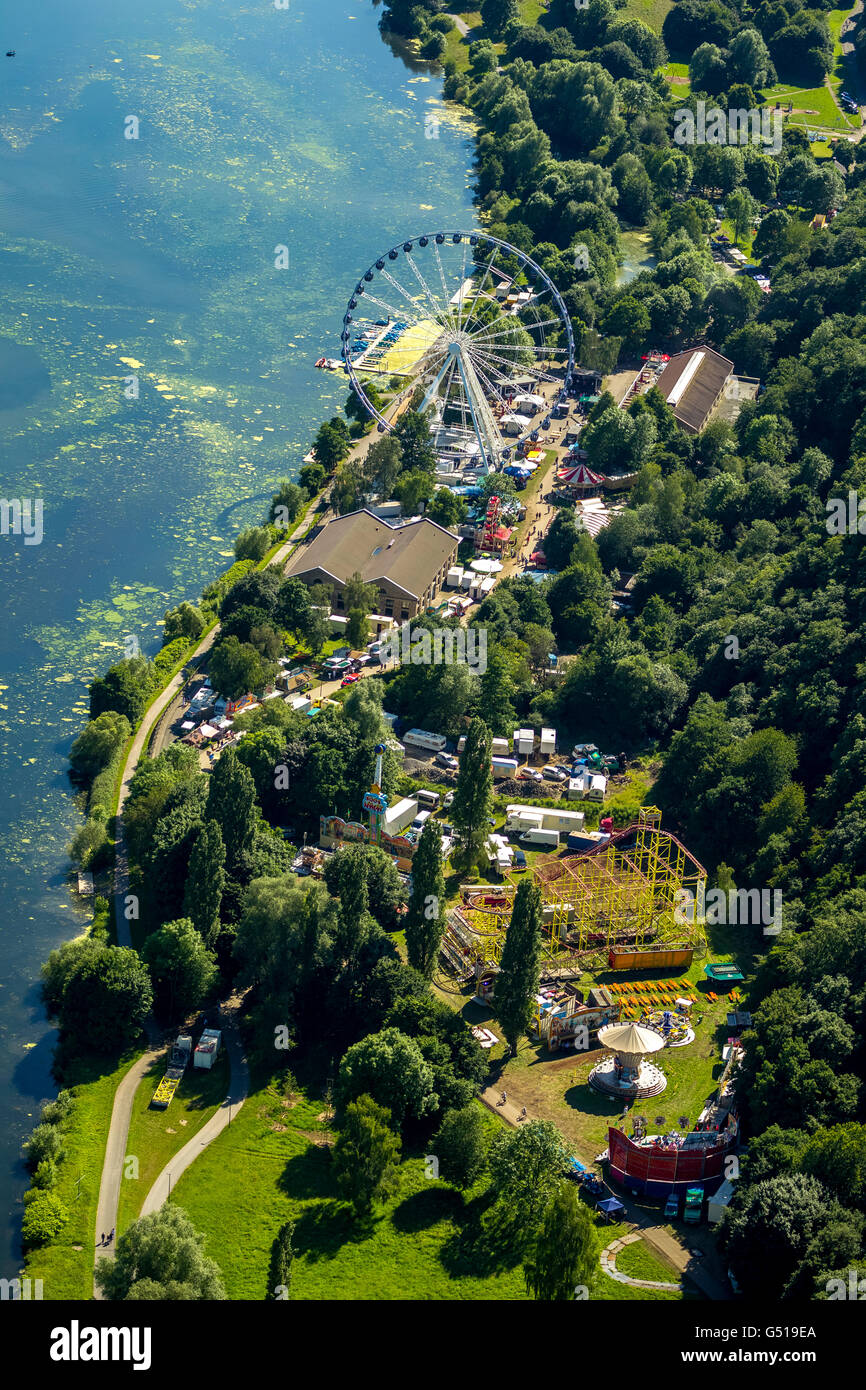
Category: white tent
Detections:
[
  {"x1": 470, "y1": 558, "x2": 503, "y2": 574},
  {"x1": 708, "y1": 1179, "x2": 737, "y2": 1223}
]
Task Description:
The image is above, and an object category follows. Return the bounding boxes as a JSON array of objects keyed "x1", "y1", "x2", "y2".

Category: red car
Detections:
[{"x1": 341, "y1": 673, "x2": 361, "y2": 686}]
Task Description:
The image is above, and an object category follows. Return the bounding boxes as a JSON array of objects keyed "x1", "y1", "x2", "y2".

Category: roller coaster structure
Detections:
[{"x1": 440, "y1": 809, "x2": 706, "y2": 980}]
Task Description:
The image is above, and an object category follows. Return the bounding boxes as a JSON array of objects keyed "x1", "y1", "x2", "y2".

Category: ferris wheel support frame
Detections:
[{"x1": 341, "y1": 229, "x2": 576, "y2": 470}]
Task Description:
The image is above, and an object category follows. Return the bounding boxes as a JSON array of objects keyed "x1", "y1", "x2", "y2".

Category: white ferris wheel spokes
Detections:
[{"x1": 342, "y1": 231, "x2": 575, "y2": 472}]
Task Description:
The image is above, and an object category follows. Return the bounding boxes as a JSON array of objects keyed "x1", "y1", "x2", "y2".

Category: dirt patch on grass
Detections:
[{"x1": 297, "y1": 1129, "x2": 335, "y2": 1146}]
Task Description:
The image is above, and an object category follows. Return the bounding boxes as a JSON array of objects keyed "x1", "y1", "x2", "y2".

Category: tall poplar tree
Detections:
[
  {"x1": 405, "y1": 820, "x2": 445, "y2": 978},
  {"x1": 183, "y1": 820, "x2": 226, "y2": 947},
  {"x1": 450, "y1": 716, "x2": 493, "y2": 869},
  {"x1": 205, "y1": 747, "x2": 256, "y2": 877},
  {"x1": 524, "y1": 1182, "x2": 597, "y2": 1301},
  {"x1": 494, "y1": 878, "x2": 542, "y2": 1055}
]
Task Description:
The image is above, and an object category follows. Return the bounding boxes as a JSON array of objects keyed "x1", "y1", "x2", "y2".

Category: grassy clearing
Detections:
[
  {"x1": 116, "y1": 1050, "x2": 231, "y2": 1236},
  {"x1": 169, "y1": 1074, "x2": 528, "y2": 1300},
  {"x1": 762, "y1": 83, "x2": 859, "y2": 136},
  {"x1": 621, "y1": 0, "x2": 674, "y2": 34},
  {"x1": 24, "y1": 1048, "x2": 144, "y2": 1301},
  {"x1": 169, "y1": 1067, "x2": 691, "y2": 1300},
  {"x1": 443, "y1": 12, "x2": 481, "y2": 73},
  {"x1": 828, "y1": 3, "x2": 857, "y2": 57},
  {"x1": 615, "y1": 1236, "x2": 682, "y2": 1284},
  {"x1": 719, "y1": 216, "x2": 757, "y2": 260}
]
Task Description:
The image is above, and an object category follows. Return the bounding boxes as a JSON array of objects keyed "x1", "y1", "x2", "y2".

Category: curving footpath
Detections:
[
  {"x1": 92, "y1": 1048, "x2": 162, "y2": 1298},
  {"x1": 139, "y1": 998, "x2": 248, "y2": 1218},
  {"x1": 91, "y1": 996, "x2": 248, "y2": 1297},
  {"x1": 600, "y1": 1232, "x2": 683, "y2": 1292}
]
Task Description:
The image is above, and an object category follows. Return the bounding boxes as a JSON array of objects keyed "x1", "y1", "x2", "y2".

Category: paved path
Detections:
[
  {"x1": 479, "y1": 1083, "x2": 732, "y2": 1300},
  {"x1": 446, "y1": 13, "x2": 473, "y2": 38},
  {"x1": 140, "y1": 999, "x2": 248, "y2": 1218},
  {"x1": 92, "y1": 996, "x2": 248, "y2": 1297},
  {"x1": 600, "y1": 1231, "x2": 682, "y2": 1291},
  {"x1": 92, "y1": 1047, "x2": 162, "y2": 1297}
]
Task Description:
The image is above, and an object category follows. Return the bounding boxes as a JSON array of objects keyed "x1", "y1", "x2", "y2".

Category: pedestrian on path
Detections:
[
  {"x1": 109, "y1": 1227, "x2": 115, "y2": 1244},
  {"x1": 99, "y1": 1232, "x2": 105, "y2": 1246},
  {"x1": 500, "y1": 1090, "x2": 507, "y2": 1106}
]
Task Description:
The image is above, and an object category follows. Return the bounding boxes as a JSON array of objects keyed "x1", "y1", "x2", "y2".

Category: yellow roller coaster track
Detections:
[{"x1": 443, "y1": 809, "x2": 706, "y2": 976}]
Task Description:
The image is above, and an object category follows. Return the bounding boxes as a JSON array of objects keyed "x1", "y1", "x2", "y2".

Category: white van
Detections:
[
  {"x1": 416, "y1": 789, "x2": 441, "y2": 811},
  {"x1": 519, "y1": 828, "x2": 561, "y2": 849},
  {"x1": 411, "y1": 809, "x2": 432, "y2": 832}
]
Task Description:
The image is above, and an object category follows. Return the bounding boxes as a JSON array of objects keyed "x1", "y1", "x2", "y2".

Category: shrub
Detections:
[
  {"x1": 234, "y1": 526, "x2": 271, "y2": 563},
  {"x1": 41, "y1": 1090, "x2": 75, "y2": 1126},
  {"x1": 32, "y1": 1158, "x2": 58, "y2": 1190},
  {"x1": 24, "y1": 1124, "x2": 66, "y2": 1172},
  {"x1": 22, "y1": 1191, "x2": 69, "y2": 1248}
]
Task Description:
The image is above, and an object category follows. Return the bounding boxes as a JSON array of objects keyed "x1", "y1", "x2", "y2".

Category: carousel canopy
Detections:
[
  {"x1": 557, "y1": 462, "x2": 604, "y2": 486},
  {"x1": 597, "y1": 1021, "x2": 666, "y2": 1056}
]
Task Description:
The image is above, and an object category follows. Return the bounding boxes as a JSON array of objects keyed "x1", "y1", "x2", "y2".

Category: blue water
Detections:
[{"x1": 0, "y1": 0, "x2": 473, "y2": 1277}]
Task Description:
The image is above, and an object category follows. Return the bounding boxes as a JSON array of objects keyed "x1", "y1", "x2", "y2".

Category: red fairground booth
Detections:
[{"x1": 608, "y1": 1120, "x2": 737, "y2": 1200}]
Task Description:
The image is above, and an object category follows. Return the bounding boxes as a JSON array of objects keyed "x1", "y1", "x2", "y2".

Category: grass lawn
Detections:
[
  {"x1": 169, "y1": 1066, "x2": 693, "y2": 1300},
  {"x1": 615, "y1": 1236, "x2": 682, "y2": 1285},
  {"x1": 169, "y1": 1073, "x2": 528, "y2": 1300},
  {"x1": 762, "y1": 83, "x2": 859, "y2": 136},
  {"x1": 443, "y1": 12, "x2": 481, "y2": 73},
  {"x1": 621, "y1": 0, "x2": 674, "y2": 34},
  {"x1": 662, "y1": 61, "x2": 691, "y2": 99},
  {"x1": 24, "y1": 1048, "x2": 145, "y2": 1300},
  {"x1": 116, "y1": 1049, "x2": 231, "y2": 1236},
  {"x1": 828, "y1": 3, "x2": 857, "y2": 58},
  {"x1": 719, "y1": 217, "x2": 757, "y2": 260}
]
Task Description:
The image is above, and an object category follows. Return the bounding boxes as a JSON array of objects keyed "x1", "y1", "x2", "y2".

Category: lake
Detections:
[{"x1": 0, "y1": 0, "x2": 473, "y2": 1276}]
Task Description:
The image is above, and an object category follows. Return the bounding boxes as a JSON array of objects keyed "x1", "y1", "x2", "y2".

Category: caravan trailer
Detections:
[
  {"x1": 403, "y1": 728, "x2": 448, "y2": 754},
  {"x1": 520, "y1": 828, "x2": 561, "y2": 849}
]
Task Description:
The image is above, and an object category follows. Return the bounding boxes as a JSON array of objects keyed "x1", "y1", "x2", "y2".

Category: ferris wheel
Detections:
[{"x1": 341, "y1": 230, "x2": 574, "y2": 472}]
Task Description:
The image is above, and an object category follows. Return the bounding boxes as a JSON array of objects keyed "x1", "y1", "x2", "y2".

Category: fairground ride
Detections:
[
  {"x1": 342, "y1": 230, "x2": 575, "y2": 472},
  {"x1": 440, "y1": 809, "x2": 707, "y2": 982}
]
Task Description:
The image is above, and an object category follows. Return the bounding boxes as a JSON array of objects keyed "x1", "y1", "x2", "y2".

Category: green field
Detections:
[
  {"x1": 24, "y1": 1049, "x2": 144, "y2": 1301},
  {"x1": 169, "y1": 1070, "x2": 692, "y2": 1300},
  {"x1": 623, "y1": 0, "x2": 674, "y2": 33},
  {"x1": 616, "y1": 1236, "x2": 682, "y2": 1285},
  {"x1": 116, "y1": 1050, "x2": 231, "y2": 1235},
  {"x1": 762, "y1": 83, "x2": 860, "y2": 137}
]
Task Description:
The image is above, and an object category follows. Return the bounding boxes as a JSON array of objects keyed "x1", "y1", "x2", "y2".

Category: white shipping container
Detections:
[
  {"x1": 491, "y1": 737, "x2": 511, "y2": 757},
  {"x1": 513, "y1": 727, "x2": 535, "y2": 756},
  {"x1": 540, "y1": 727, "x2": 556, "y2": 756},
  {"x1": 446, "y1": 566, "x2": 464, "y2": 589},
  {"x1": 383, "y1": 797, "x2": 419, "y2": 835}
]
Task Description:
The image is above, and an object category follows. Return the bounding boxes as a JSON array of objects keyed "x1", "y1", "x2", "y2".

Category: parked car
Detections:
[
  {"x1": 518, "y1": 767, "x2": 543, "y2": 781},
  {"x1": 542, "y1": 767, "x2": 567, "y2": 782},
  {"x1": 443, "y1": 790, "x2": 455, "y2": 808},
  {"x1": 340, "y1": 673, "x2": 361, "y2": 686},
  {"x1": 513, "y1": 849, "x2": 527, "y2": 870},
  {"x1": 664, "y1": 1192, "x2": 680, "y2": 1219},
  {"x1": 435, "y1": 751, "x2": 458, "y2": 770}
]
